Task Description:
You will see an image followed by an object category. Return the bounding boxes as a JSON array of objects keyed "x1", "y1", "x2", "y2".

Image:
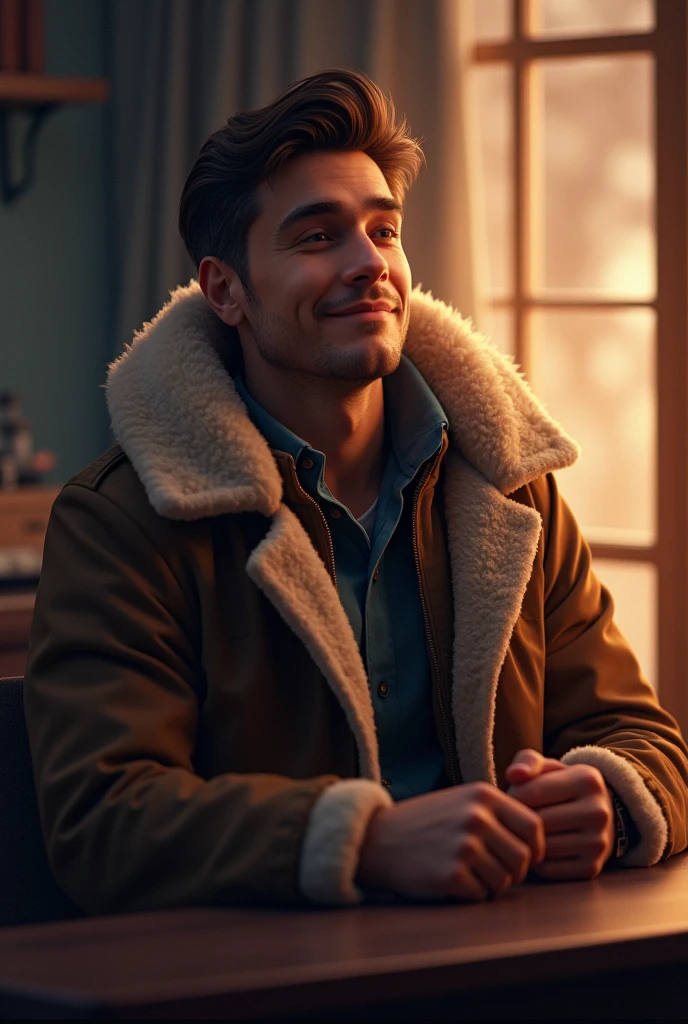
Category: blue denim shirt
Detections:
[{"x1": 235, "y1": 356, "x2": 449, "y2": 800}]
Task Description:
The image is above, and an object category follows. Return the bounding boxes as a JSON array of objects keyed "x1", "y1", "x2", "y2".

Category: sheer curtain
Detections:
[{"x1": 109, "y1": 0, "x2": 485, "y2": 355}]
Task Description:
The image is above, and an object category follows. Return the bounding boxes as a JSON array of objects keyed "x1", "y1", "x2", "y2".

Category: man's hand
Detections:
[
  {"x1": 357, "y1": 783, "x2": 545, "y2": 901},
  {"x1": 506, "y1": 749, "x2": 615, "y2": 880}
]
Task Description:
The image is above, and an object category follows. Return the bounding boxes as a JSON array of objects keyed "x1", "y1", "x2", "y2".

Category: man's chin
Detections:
[{"x1": 314, "y1": 342, "x2": 403, "y2": 383}]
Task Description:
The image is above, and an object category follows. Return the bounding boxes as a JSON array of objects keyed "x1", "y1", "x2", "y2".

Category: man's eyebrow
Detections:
[{"x1": 275, "y1": 195, "x2": 403, "y2": 237}]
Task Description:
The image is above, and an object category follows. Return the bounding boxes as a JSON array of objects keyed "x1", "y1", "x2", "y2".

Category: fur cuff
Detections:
[
  {"x1": 561, "y1": 745, "x2": 668, "y2": 866},
  {"x1": 298, "y1": 780, "x2": 393, "y2": 905}
]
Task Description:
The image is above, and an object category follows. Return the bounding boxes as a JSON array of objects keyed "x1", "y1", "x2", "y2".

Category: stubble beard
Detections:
[{"x1": 247, "y1": 302, "x2": 409, "y2": 387}]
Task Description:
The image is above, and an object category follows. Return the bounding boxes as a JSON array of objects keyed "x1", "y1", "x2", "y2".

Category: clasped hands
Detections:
[{"x1": 357, "y1": 749, "x2": 616, "y2": 901}]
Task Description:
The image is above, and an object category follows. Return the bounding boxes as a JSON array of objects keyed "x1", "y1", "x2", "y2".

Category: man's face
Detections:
[{"x1": 239, "y1": 149, "x2": 412, "y2": 384}]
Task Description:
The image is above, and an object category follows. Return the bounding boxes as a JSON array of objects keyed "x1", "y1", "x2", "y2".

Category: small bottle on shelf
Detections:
[{"x1": 0, "y1": 393, "x2": 21, "y2": 491}]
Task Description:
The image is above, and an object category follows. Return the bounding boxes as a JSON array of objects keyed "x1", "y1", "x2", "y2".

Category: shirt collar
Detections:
[
  {"x1": 234, "y1": 373, "x2": 310, "y2": 464},
  {"x1": 383, "y1": 355, "x2": 448, "y2": 475},
  {"x1": 233, "y1": 353, "x2": 448, "y2": 473}
]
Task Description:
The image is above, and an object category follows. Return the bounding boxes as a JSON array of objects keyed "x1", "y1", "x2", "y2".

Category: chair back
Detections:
[{"x1": 0, "y1": 676, "x2": 81, "y2": 926}]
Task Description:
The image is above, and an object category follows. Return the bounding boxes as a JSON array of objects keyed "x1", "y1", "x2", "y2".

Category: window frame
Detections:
[{"x1": 473, "y1": 0, "x2": 688, "y2": 730}]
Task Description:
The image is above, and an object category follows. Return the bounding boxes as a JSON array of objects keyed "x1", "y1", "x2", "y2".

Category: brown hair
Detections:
[{"x1": 178, "y1": 68, "x2": 424, "y2": 287}]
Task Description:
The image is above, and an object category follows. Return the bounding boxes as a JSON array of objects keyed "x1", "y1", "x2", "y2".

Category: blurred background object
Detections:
[
  {"x1": 0, "y1": 0, "x2": 45, "y2": 74},
  {"x1": 0, "y1": 388, "x2": 58, "y2": 673},
  {"x1": 0, "y1": 390, "x2": 56, "y2": 488}
]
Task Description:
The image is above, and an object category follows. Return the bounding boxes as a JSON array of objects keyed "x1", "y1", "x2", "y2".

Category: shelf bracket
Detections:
[{"x1": 0, "y1": 104, "x2": 58, "y2": 206}]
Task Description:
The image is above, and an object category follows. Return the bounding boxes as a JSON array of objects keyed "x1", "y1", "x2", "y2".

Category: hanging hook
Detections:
[{"x1": 0, "y1": 104, "x2": 57, "y2": 205}]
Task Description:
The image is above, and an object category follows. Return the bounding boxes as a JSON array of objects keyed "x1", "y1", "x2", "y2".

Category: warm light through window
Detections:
[
  {"x1": 535, "y1": 55, "x2": 654, "y2": 299},
  {"x1": 529, "y1": 0, "x2": 654, "y2": 39},
  {"x1": 531, "y1": 308, "x2": 656, "y2": 544},
  {"x1": 470, "y1": 0, "x2": 669, "y2": 702}
]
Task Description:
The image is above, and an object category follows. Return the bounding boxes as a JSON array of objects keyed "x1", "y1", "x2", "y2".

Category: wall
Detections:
[{"x1": 0, "y1": 0, "x2": 111, "y2": 484}]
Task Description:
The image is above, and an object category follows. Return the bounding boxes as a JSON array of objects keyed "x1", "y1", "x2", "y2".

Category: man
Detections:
[{"x1": 25, "y1": 69, "x2": 688, "y2": 914}]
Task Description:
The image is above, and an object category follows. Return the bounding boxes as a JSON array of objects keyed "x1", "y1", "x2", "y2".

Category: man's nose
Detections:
[{"x1": 340, "y1": 233, "x2": 389, "y2": 287}]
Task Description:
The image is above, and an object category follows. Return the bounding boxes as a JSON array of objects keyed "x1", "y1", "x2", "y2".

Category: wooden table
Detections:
[{"x1": 2, "y1": 854, "x2": 688, "y2": 1019}]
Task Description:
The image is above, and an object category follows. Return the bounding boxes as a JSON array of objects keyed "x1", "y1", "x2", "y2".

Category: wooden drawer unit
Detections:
[
  {"x1": 0, "y1": 591, "x2": 35, "y2": 677},
  {"x1": 0, "y1": 486, "x2": 59, "y2": 552},
  {"x1": 0, "y1": 487, "x2": 59, "y2": 677}
]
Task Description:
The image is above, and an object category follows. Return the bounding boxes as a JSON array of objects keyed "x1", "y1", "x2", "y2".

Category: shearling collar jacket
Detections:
[{"x1": 24, "y1": 282, "x2": 688, "y2": 913}]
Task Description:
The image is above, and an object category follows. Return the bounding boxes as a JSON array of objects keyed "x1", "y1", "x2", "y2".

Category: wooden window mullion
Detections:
[
  {"x1": 654, "y1": 0, "x2": 688, "y2": 729},
  {"x1": 513, "y1": 0, "x2": 527, "y2": 372}
]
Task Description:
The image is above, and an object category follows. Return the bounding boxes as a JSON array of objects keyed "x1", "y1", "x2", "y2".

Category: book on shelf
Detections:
[
  {"x1": 0, "y1": 0, "x2": 21, "y2": 72},
  {"x1": 0, "y1": 0, "x2": 44, "y2": 74}
]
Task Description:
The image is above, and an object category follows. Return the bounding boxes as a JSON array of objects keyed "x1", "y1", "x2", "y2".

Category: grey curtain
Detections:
[{"x1": 110, "y1": 0, "x2": 484, "y2": 355}]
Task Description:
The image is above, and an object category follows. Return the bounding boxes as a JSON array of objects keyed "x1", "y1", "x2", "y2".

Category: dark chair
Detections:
[{"x1": 0, "y1": 676, "x2": 82, "y2": 926}]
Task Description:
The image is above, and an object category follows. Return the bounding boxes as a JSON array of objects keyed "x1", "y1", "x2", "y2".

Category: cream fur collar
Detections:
[{"x1": 106, "y1": 280, "x2": 579, "y2": 521}]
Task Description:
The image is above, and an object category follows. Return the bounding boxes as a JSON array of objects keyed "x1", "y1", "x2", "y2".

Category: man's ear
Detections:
[{"x1": 198, "y1": 256, "x2": 247, "y2": 327}]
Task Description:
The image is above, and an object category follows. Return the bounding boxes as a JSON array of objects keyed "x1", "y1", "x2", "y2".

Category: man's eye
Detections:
[
  {"x1": 376, "y1": 228, "x2": 400, "y2": 240},
  {"x1": 302, "y1": 232, "x2": 329, "y2": 243}
]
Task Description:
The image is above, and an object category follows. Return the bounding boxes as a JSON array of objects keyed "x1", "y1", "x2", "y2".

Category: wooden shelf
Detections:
[{"x1": 0, "y1": 73, "x2": 109, "y2": 106}]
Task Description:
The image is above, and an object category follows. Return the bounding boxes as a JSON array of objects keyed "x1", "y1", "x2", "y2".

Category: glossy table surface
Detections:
[{"x1": 2, "y1": 853, "x2": 688, "y2": 1018}]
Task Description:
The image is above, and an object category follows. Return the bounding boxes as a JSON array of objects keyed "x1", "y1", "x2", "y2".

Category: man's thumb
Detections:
[
  {"x1": 506, "y1": 748, "x2": 564, "y2": 784},
  {"x1": 505, "y1": 748, "x2": 546, "y2": 783}
]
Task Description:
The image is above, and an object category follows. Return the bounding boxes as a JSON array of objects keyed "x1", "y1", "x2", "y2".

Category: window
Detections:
[{"x1": 472, "y1": 0, "x2": 688, "y2": 729}]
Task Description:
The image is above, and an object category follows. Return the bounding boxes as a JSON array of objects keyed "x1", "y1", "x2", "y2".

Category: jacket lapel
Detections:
[
  {"x1": 443, "y1": 451, "x2": 543, "y2": 783},
  {"x1": 247, "y1": 461, "x2": 544, "y2": 787},
  {"x1": 245, "y1": 504, "x2": 380, "y2": 782}
]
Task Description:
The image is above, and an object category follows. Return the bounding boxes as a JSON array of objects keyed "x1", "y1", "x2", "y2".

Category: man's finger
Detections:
[
  {"x1": 493, "y1": 792, "x2": 546, "y2": 864},
  {"x1": 483, "y1": 817, "x2": 534, "y2": 884},
  {"x1": 465, "y1": 843, "x2": 514, "y2": 896},
  {"x1": 505, "y1": 748, "x2": 544, "y2": 779},
  {"x1": 538, "y1": 795, "x2": 611, "y2": 835},
  {"x1": 507, "y1": 764, "x2": 602, "y2": 810},
  {"x1": 505, "y1": 748, "x2": 564, "y2": 786},
  {"x1": 544, "y1": 832, "x2": 610, "y2": 861},
  {"x1": 532, "y1": 857, "x2": 603, "y2": 881},
  {"x1": 448, "y1": 863, "x2": 490, "y2": 901}
]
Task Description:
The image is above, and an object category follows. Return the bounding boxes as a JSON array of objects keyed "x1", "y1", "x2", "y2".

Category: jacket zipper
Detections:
[
  {"x1": 411, "y1": 445, "x2": 460, "y2": 785},
  {"x1": 289, "y1": 460, "x2": 338, "y2": 591}
]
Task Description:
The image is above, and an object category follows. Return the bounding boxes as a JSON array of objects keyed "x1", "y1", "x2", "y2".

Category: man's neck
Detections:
[{"x1": 243, "y1": 362, "x2": 386, "y2": 519}]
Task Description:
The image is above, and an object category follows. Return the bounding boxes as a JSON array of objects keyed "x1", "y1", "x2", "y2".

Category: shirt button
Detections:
[
  {"x1": 373, "y1": 565, "x2": 380, "y2": 581},
  {"x1": 382, "y1": 776, "x2": 392, "y2": 788},
  {"x1": 377, "y1": 681, "x2": 390, "y2": 698},
  {"x1": 330, "y1": 507, "x2": 341, "y2": 519},
  {"x1": 302, "y1": 457, "x2": 314, "y2": 469}
]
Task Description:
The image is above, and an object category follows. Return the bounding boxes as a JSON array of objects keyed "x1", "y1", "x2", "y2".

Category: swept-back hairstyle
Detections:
[{"x1": 178, "y1": 68, "x2": 424, "y2": 287}]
